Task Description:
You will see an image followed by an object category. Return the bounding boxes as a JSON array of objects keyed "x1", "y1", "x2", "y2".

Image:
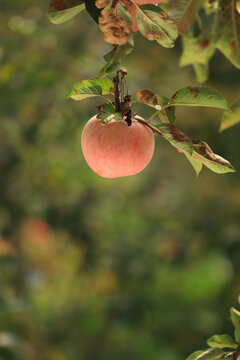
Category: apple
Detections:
[{"x1": 81, "y1": 115, "x2": 155, "y2": 178}]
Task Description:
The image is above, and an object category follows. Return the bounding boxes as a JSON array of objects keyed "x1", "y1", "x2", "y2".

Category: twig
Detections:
[
  {"x1": 133, "y1": 116, "x2": 164, "y2": 137},
  {"x1": 113, "y1": 71, "x2": 121, "y2": 112},
  {"x1": 233, "y1": 344, "x2": 240, "y2": 360}
]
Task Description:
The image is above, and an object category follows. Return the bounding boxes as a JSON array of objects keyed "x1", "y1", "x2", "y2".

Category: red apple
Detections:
[{"x1": 81, "y1": 115, "x2": 155, "y2": 178}]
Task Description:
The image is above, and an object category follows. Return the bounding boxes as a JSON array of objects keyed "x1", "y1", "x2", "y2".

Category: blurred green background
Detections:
[{"x1": 0, "y1": 1, "x2": 240, "y2": 359}]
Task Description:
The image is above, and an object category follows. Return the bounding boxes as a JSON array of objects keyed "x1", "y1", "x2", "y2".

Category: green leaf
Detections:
[
  {"x1": 230, "y1": 307, "x2": 240, "y2": 343},
  {"x1": 156, "y1": 123, "x2": 193, "y2": 155},
  {"x1": 237, "y1": 0, "x2": 240, "y2": 14},
  {"x1": 48, "y1": 0, "x2": 85, "y2": 24},
  {"x1": 104, "y1": 36, "x2": 134, "y2": 64},
  {"x1": 161, "y1": 0, "x2": 205, "y2": 34},
  {"x1": 134, "y1": 118, "x2": 235, "y2": 175},
  {"x1": 184, "y1": 152, "x2": 203, "y2": 176},
  {"x1": 180, "y1": 33, "x2": 215, "y2": 67},
  {"x1": 97, "y1": 104, "x2": 123, "y2": 124},
  {"x1": 193, "y1": 64, "x2": 209, "y2": 84},
  {"x1": 85, "y1": 0, "x2": 101, "y2": 23},
  {"x1": 220, "y1": 99, "x2": 240, "y2": 132},
  {"x1": 158, "y1": 96, "x2": 176, "y2": 123},
  {"x1": 192, "y1": 140, "x2": 236, "y2": 174},
  {"x1": 135, "y1": 89, "x2": 175, "y2": 123},
  {"x1": 117, "y1": 1, "x2": 133, "y2": 27},
  {"x1": 216, "y1": 0, "x2": 240, "y2": 69},
  {"x1": 169, "y1": 86, "x2": 230, "y2": 111},
  {"x1": 98, "y1": 63, "x2": 127, "y2": 80},
  {"x1": 186, "y1": 350, "x2": 211, "y2": 360},
  {"x1": 193, "y1": 348, "x2": 224, "y2": 360},
  {"x1": 66, "y1": 78, "x2": 114, "y2": 100},
  {"x1": 136, "y1": 5, "x2": 178, "y2": 48},
  {"x1": 207, "y1": 335, "x2": 237, "y2": 349}
]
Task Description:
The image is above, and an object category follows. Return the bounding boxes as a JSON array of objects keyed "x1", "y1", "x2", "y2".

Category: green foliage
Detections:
[
  {"x1": 169, "y1": 87, "x2": 230, "y2": 111},
  {"x1": 136, "y1": 5, "x2": 178, "y2": 48},
  {"x1": 186, "y1": 309, "x2": 240, "y2": 360},
  {"x1": 180, "y1": 33, "x2": 215, "y2": 69},
  {"x1": 97, "y1": 103, "x2": 123, "y2": 123},
  {"x1": 66, "y1": 78, "x2": 114, "y2": 100},
  {"x1": 161, "y1": 0, "x2": 205, "y2": 34},
  {"x1": 220, "y1": 99, "x2": 240, "y2": 132},
  {"x1": 70, "y1": 76, "x2": 234, "y2": 175},
  {"x1": 193, "y1": 64, "x2": 209, "y2": 84},
  {"x1": 1, "y1": 1, "x2": 240, "y2": 359},
  {"x1": 103, "y1": 37, "x2": 134, "y2": 64},
  {"x1": 207, "y1": 335, "x2": 237, "y2": 349},
  {"x1": 98, "y1": 62, "x2": 128, "y2": 79},
  {"x1": 216, "y1": 0, "x2": 240, "y2": 70},
  {"x1": 48, "y1": 0, "x2": 85, "y2": 24},
  {"x1": 230, "y1": 307, "x2": 240, "y2": 343},
  {"x1": 47, "y1": 0, "x2": 240, "y2": 132}
]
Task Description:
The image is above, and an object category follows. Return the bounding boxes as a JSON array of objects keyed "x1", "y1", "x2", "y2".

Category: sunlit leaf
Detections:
[
  {"x1": 48, "y1": 0, "x2": 85, "y2": 24},
  {"x1": 158, "y1": 96, "x2": 176, "y2": 123},
  {"x1": 186, "y1": 350, "x2": 212, "y2": 360},
  {"x1": 192, "y1": 140, "x2": 236, "y2": 174},
  {"x1": 194, "y1": 348, "x2": 224, "y2": 360},
  {"x1": 97, "y1": 103, "x2": 123, "y2": 124},
  {"x1": 135, "y1": 89, "x2": 175, "y2": 123},
  {"x1": 98, "y1": 63, "x2": 127, "y2": 80},
  {"x1": 207, "y1": 335, "x2": 237, "y2": 349},
  {"x1": 220, "y1": 99, "x2": 240, "y2": 132},
  {"x1": 66, "y1": 78, "x2": 114, "y2": 100},
  {"x1": 230, "y1": 307, "x2": 240, "y2": 343},
  {"x1": 134, "y1": 117, "x2": 235, "y2": 175},
  {"x1": 161, "y1": 0, "x2": 204, "y2": 34},
  {"x1": 216, "y1": 0, "x2": 240, "y2": 69},
  {"x1": 237, "y1": 0, "x2": 240, "y2": 14},
  {"x1": 156, "y1": 123, "x2": 193, "y2": 154},
  {"x1": 135, "y1": 5, "x2": 178, "y2": 48},
  {"x1": 184, "y1": 152, "x2": 203, "y2": 176},
  {"x1": 180, "y1": 33, "x2": 215, "y2": 67},
  {"x1": 169, "y1": 86, "x2": 230, "y2": 111}
]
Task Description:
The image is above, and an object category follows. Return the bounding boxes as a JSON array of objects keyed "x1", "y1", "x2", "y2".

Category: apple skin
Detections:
[{"x1": 81, "y1": 115, "x2": 155, "y2": 178}]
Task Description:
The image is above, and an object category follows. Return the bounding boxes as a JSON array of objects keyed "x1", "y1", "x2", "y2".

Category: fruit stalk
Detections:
[
  {"x1": 233, "y1": 344, "x2": 240, "y2": 360},
  {"x1": 113, "y1": 71, "x2": 121, "y2": 112}
]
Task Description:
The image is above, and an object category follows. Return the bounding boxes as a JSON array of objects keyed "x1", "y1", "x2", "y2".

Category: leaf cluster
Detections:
[
  {"x1": 186, "y1": 308, "x2": 240, "y2": 360},
  {"x1": 66, "y1": 76, "x2": 236, "y2": 175},
  {"x1": 48, "y1": 0, "x2": 240, "y2": 133}
]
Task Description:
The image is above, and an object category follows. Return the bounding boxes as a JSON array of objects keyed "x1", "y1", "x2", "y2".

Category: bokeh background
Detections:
[{"x1": 1, "y1": 1, "x2": 240, "y2": 359}]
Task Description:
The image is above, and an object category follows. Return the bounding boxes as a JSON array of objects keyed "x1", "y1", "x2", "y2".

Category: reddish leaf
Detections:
[
  {"x1": 48, "y1": 0, "x2": 85, "y2": 24},
  {"x1": 122, "y1": 0, "x2": 165, "y2": 31}
]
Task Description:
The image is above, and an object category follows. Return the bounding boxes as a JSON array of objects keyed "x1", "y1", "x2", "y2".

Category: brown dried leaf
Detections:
[{"x1": 99, "y1": 9, "x2": 131, "y2": 45}]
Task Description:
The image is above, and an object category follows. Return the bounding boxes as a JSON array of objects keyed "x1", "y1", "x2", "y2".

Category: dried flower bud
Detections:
[
  {"x1": 99, "y1": 9, "x2": 130, "y2": 45},
  {"x1": 95, "y1": 0, "x2": 109, "y2": 9}
]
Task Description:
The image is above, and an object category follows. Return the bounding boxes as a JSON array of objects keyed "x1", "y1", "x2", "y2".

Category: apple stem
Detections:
[
  {"x1": 233, "y1": 344, "x2": 240, "y2": 360},
  {"x1": 113, "y1": 70, "x2": 132, "y2": 126},
  {"x1": 113, "y1": 71, "x2": 121, "y2": 112},
  {"x1": 133, "y1": 116, "x2": 164, "y2": 137}
]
